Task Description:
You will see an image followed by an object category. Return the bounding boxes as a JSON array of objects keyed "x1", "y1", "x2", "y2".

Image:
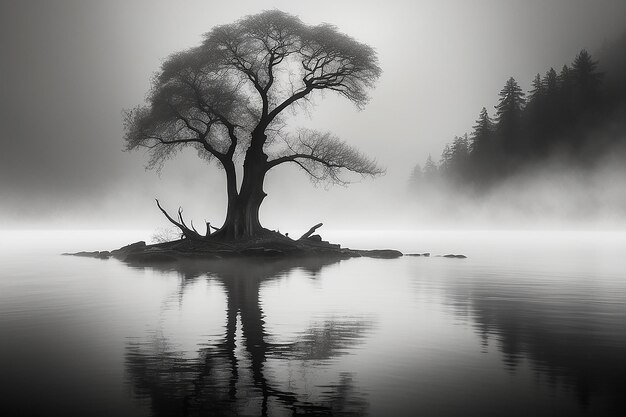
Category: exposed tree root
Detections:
[{"x1": 155, "y1": 199, "x2": 208, "y2": 241}]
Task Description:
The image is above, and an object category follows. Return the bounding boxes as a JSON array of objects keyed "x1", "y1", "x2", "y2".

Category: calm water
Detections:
[{"x1": 1, "y1": 230, "x2": 625, "y2": 416}]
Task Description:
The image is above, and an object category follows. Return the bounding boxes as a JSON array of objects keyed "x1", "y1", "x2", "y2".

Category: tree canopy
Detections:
[{"x1": 124, "y1": 10, "x2": 383, "y2": 238}]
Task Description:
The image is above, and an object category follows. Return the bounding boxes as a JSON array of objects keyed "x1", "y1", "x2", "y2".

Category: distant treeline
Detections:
[{"x1": 411, "y1": 39, "x2": 626, "y2": 191}]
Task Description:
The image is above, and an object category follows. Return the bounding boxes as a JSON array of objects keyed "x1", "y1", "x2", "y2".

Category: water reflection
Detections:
[
  {"x1": 125, "y1": 258, "x2": 370, "y2": 416},
  {"x1": 439, "y1": 268, "x2": 626, "y2": 414},
  {"x1": 122, "y1": 251, "x2": 625, "y2": 415}
]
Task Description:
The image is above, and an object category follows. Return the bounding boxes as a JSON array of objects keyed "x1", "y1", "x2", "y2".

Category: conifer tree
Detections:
[
  {"x1": 423, "y1": 155, "x2": 438, "y2": 180},
  {"x1": 467, "y1": 107, "x2": 494, "y2": 181},
  {"x1": 449, "y1": 134, "x2": 470, "y2": 182},
  {"x1": 571, "y1": 49, "x2": 603, "y2": 105},
  {"x1": 439, "y1": 144, "x2": 453, "y2": 171},
  {"x1": 495, "y1": 77, "x2": 526, "y2": 127},
  {"x1": 528, "y1": 73, "x2": 545, "y2": 103},
  {"x1": 409, "y1": 164, "x2": 423, "y2": 189},
  {"x1": 526, "y1": 73, "x2": 548, "y2": 153},
  {"x1": 495, "y1": 77, "x2": 526, "y2": 159},
  {"x1": 538, "y1": 67, "x2": 560, "y2": 151},
  {"x1": 544, "y1": 67, "x2": 558, "y2": 93},
  {"x1": 470, "y1": 107, "x2": 493, "y2": 153},
  {"x1": 558, "y1": 65, "x2": 575, "y2": 97}
]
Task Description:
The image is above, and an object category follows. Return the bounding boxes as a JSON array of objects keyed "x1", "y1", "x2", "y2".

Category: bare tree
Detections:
[{"x1": 124, "y1": 10, "x2": 383, "y2": 239}]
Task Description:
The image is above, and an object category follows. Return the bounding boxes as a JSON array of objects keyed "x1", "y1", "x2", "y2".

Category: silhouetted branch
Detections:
[
  {"x1": 299, "y1": 223, "x2": 323, "y2": 240},
  {"x1": 155, "y1": 199, "x2": 205, "y2": 241},
  {"x1": 267, "y1": 129, "x2": 384, "y2": 185}
]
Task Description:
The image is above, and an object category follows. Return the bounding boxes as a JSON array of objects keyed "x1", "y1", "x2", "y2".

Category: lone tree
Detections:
[{"x1": 124, "y1": 10, "x2": 383, "y2": 239}]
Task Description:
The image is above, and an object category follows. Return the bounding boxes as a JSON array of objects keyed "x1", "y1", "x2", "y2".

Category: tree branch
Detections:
[
  {"x1": 264, "y1": 86, "x2": 313, "y2": 129},
  {"x1": 155, "y1": 199, "x2": 205, "y2": 241},
  {"x1": 266, "y1": 130, "x2": 384, "y2": 185}
]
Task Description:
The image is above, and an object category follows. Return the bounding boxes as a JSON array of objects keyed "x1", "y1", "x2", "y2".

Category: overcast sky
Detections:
[{"x1": 1, "y1": 0, "x2": 625, "y2": 230}]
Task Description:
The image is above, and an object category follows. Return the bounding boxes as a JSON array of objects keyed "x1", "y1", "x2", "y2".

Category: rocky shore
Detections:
[
  {"x1": 64, "y1": 230, "x2": 470, "y2": 264},
  {"x1": 65, "y1": 232, "x2": 405, "y2": 264}
]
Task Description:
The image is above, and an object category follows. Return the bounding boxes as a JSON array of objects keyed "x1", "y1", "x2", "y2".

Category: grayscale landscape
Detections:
[{"x1": 1, "y1": 1, "x2": 625, "y2": 416}]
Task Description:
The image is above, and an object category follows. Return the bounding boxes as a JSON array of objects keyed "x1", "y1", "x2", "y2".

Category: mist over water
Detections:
[
  {"x1": 1, "y1": 230, "x2": 625, "y2": 416},
  {"x1": 403, "y1": 154, "x2": 626, "y2": 230}
]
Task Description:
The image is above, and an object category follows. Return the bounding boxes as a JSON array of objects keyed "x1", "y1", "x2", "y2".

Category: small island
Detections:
[
  {"x1": 66, "y1": 11, "x2": 468, "y2": 264},
  {"x1": 68, "y1": 222, "x2": 403, "y2": 263},
  {"x1": 69, "y1": 11, "x2": 403, "y2": 262}
]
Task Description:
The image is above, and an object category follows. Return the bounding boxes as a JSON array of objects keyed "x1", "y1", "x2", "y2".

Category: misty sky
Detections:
[{"x1": 1, "y1": 0, "x2": 626, "y2": 230}]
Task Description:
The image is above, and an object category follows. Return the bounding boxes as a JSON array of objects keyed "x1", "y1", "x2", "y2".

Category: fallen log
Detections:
[{"x1": 299, "y1": 223, "x2": 323, "y2": 240}]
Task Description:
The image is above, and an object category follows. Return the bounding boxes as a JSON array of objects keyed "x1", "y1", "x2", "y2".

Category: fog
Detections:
[
  {"x1": 405, "y1": 156, "x2": 626, "y2": 230},
  {"x1": 1, "y1": 0, "x2": 626, "y2": 231}
]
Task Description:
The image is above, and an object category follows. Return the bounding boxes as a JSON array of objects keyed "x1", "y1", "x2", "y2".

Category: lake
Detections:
[{"x1": 1, "y1": 230, "x2": 624, "y2": 416}]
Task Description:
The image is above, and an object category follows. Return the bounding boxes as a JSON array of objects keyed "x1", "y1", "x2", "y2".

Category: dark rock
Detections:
[
  {"x1": 405, "y1": 252, "x2": 430, "y2": 257},
  {"x1": 213, "y1": 250, "x2": 238, "y2": 259},
  {"x1": 66, "y1": 251, "x2": 100, "y2": 257},
  {"x1": 240, "y1": 247, "x2": 284, "y2": 257},
  {"x1": 357, "y1": 249, "x2": 403, "y2": 259},
  {"x1": 63, "y1": 250, "x2": 111, "y2": 259},
  {"x1": 443, "y1": 254, "x2": 467, "y2": 259},
  {"x1": 111, "y1": 241, "x2": 146, "y2": 256},
  {"x1": 125, "y1": 251, "x2": 177, "y2": 263},
  {"x1": 66, "y1": 234, "x2": 406, "y2": 264}
]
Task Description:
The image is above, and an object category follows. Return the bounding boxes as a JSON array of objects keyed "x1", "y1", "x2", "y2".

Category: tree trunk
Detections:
[{"x1": 213, "y1": 132, "x2": 269, "y2": 239}]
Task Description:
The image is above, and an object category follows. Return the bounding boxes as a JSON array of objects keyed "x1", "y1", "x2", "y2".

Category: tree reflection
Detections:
[
  {"x1": 443, "y1": 273, "x2": 626, "y2": 413},
  {"x1": 125, "y1": 257, "x2": 370, "y2": 416}
]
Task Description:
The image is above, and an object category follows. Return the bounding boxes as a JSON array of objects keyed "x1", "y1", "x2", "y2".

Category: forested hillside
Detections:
[{"x1": 410, "y1": 34, "x2": 626, "y2": 192}]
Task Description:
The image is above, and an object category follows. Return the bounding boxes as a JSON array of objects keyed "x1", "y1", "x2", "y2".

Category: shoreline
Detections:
[{"x1": 65, "y1": 233, "x2": 406, "y2": 263}]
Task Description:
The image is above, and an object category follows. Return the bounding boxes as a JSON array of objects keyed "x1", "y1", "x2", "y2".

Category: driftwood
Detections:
[
  {"x1": 154, "y1": 199, "x2": 238, "y2": 248},
  {"x1": 207, "y1": 222, "x2": 221, "y2": 232},
  {"x1": 299, "y1": 223, "x2": 323, "y2": 240},
  {"x1": 155, "y1": 199, "x2": 206, "y2": 241},
  {"x1": 156, "y1": 199, "x2": 326, "y2": 246}
]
